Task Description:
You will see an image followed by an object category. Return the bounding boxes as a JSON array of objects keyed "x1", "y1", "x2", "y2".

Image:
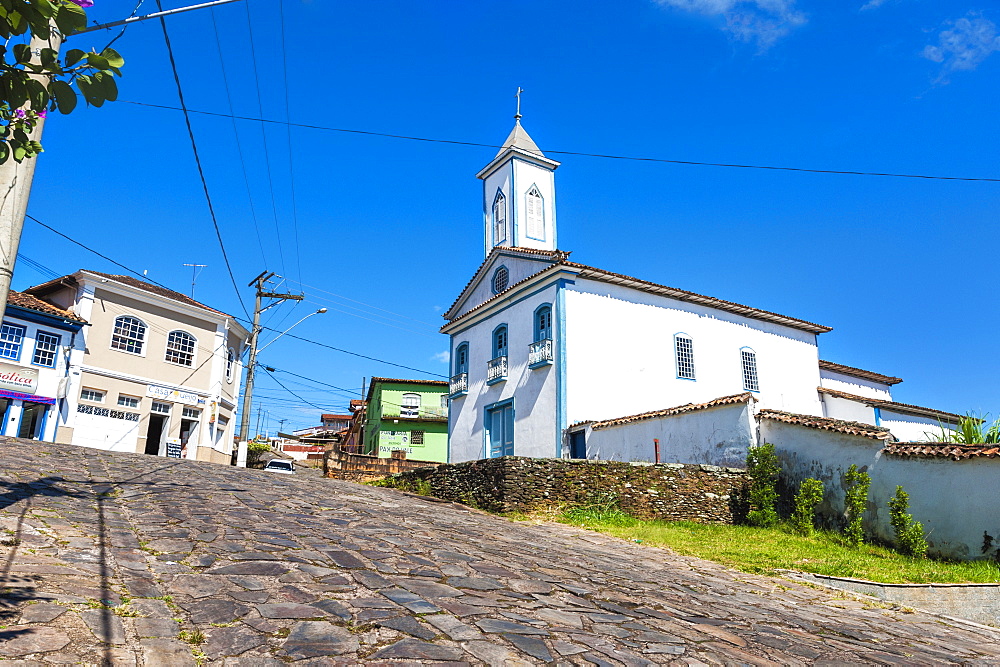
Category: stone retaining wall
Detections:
[
  {"x1": 393, "y1": 456, "x2": 747, "y2": 521},
  {"x1": 324, "y1": 445, "x2": 439, "y2": 483}
]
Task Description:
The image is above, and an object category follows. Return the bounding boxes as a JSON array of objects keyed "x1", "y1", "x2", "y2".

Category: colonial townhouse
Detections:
[{"x1": 25, "y1": 271, "x2": 249, "y2": 463}]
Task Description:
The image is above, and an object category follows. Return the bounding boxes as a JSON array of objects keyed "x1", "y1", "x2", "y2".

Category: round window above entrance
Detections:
[{"x1": 492, "y1": 266, "x2": 509, "y2": 293}]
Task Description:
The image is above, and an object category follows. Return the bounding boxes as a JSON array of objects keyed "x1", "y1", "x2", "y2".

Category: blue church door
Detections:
[{"x1": 487, "y1": 402, "x2": 514, "y2": 458}]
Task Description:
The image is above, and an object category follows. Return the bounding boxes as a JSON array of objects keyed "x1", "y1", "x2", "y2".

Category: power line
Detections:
[
  {"x1": 153, "y1": 0, "x2": 251, "y2": 320},
  {"x1": 259, "y1": 365, "x2": 329, "y2": 411},
  {"x1": 122, "y1": 100, "x2": 1000, "y2": 183},
  {"x1": 278, "y1": 0, "x2": 303, "y2": 286}
]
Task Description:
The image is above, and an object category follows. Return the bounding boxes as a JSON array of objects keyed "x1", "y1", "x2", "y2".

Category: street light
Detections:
[{"x1": 236, "y1": 306, "x2": 327, "y2": 466}]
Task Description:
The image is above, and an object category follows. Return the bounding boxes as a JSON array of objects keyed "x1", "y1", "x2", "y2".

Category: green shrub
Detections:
[
  {"x1": 925, "y1": 412, "x2": 1000, "y2": 444},
  {"x1": 745, "y1": 443, "x2": 780, "y2": 528},
  {"x1": 246, "y1": 441, "x2": 270, "y2": 468},
  {"x1": 843, "y1": 464, "x2": 870, "y2": 546},
  {"x1": 791, "y1": 478, "x2": 823, "y2": 536},
  {"x1": 888, "y1": 485, "x2": 928, "y2": 558}
]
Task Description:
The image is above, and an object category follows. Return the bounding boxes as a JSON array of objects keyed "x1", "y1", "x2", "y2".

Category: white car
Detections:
[{"x1": 263, "y1": 460, "x2": 295, "y2": 474}]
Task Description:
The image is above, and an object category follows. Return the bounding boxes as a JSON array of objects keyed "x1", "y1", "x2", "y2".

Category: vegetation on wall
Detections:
[
  {"x1": 843, "y1": 464, "x2": 870, "y2": 547},
  {"x1": 745, "y1": 443, "x2": 780, "y2": 528},
  {"x1": 926, "y1": 413, "x2": 1000, "y2": 445}
]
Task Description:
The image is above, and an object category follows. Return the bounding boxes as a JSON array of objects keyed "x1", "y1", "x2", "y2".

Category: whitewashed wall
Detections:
[
  {"x1": 583, "y1": 402, "x2": 755, "y2": 467},
  {"x1": 880, "y1": 409, "x2": 949, "y2": 443},
  {"x1": 452, "y1": 253, "x2": 556, "y2": 320},
  {"x1": 763, "y1": 420, "x2": 998, "y2": 560},
  {"x1": 448, "y1": 283, "x2": 559, "y2": 462},
  {"x1": 819, "y1": 370, "x2": 892, "y2": 399},
  {"x1": 563, "y1": 280, "x2": 823, "y2": 424},
  {"x1": 820, "y1": 393, "x2": 876, "y2": 424}
]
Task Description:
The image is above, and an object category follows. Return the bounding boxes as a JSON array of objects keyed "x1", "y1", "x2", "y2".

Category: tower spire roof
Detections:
[{"x1": 495, "y1": 120, "x2": 543, "y2": 158}]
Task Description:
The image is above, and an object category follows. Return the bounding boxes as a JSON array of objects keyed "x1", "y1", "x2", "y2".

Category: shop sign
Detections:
[
  {"x1": 165, "y1": 439, "x2": 183, "y2": 458},
  {"x1": 0, "y1": 362, "x2": 37, "y2": 394},
  {"x1": 146, "y1": 384, "x2": 205, "y2": 406}
]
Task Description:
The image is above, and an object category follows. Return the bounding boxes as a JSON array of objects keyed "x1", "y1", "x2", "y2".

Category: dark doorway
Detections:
[
  {"x1": 145, "y1": 414, "x2": 166, "y2": 455},
  {"x1": 18, "y1": 402, "x2": 46, "y2": 440},
  {"x1": 180, "y1": 419, "x2": 198, "y2": 457},
  {"x1": 569, "y1": 431, "x2": 586, "y2": 459}
]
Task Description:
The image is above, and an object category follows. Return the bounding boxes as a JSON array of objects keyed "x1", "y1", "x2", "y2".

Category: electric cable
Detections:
[
  {"x1": 122, "y1": 100, "x2": 1000, "y2": 183},
  {"x1": 153, "y1": 0, "x2": 252, "y2": 320},
  {"x1": 278, "y1": 0, "x2": 303, "y2": 286}
]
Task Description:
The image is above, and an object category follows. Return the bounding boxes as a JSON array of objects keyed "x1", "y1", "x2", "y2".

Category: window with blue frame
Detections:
[
  {"x1": 455, "y1": 343, "x2": 469, "y2": 374},
  {"x1": 741, "y1": 348, "x2": 760, "y2": 391},
  {"x1": 32, "y1": 331, "x2": 61, "y2": 367},
  {"x1": 674, "y1": 334, "x2": 695, "y2": 380},
  {"x1": 0, "y1": 323, "x2": 26, "y2": 360},
  {"x1": 534, "y1": 306, "x2": 552, "y2": 341},
  {"x1": 493, "y1": 325, "x2": 508, "y2": 359},
  {"x1": 492, "y1": 190, "x2": 507, "y2": 245}
]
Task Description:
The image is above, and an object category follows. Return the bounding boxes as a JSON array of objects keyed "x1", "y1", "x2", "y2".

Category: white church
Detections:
[{"x1": 441, "y1": 115, "x2": 960, "y2": 464}]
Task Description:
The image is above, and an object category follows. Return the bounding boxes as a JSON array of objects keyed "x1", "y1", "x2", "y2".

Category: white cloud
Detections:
[
  {"x1": 860, "y1": 0, "x2": 889, "y2": 10},
  {"x1": 923, "y1": 14, "x2": 1000, "y2": 82},
  {"x1": 432, "y1": 351, "x2": 450, "y2": 364},
  {"x1": 654, "y1": 0, "x2": 806, "y2": 50}
]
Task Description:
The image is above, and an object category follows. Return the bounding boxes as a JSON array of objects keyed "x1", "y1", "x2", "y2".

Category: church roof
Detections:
[
  {"x1": 817, "y1": 387, "x2": 964, "y2": 423},
  {"x1": 495, "y1": 120, "x2": 543, "y2": 158},
  {"x1": 442, "y1": 256, "x2": 833, "y2": 335},
  {"x1": 758, "y1": 409, "x2": 892, "y2": 440},
  {"x1": 818, "y1": 360, "x2": 902, "y2": 385}
]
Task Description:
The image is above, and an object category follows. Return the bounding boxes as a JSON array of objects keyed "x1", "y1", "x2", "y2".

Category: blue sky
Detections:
[{"x1": 16, "y1": 0, "x2": 1000, "y2": 432}]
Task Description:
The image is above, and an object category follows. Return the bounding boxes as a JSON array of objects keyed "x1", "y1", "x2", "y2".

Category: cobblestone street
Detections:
[{"x1": 1, "y1": 440, "x2": 998, "y2": 665}]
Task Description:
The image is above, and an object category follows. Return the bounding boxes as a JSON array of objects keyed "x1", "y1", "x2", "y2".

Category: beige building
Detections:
[{"x1": 26, "y1": 271, "x2": 249, "y2": 464}]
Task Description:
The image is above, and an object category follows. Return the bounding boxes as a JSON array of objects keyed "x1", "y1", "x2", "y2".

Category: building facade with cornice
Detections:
[{"x1": 26, "y1": 271, "x2": 249, "y2": 464}]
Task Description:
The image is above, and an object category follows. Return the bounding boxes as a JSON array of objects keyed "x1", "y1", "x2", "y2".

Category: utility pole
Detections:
[
  {"x1": 183, "y1": 263, "x2": 207, "y2": 298},
  {"x1": 235, "y1": 270, "x2": 303, "y2": 466},
  {"x1": 0, "y1": 0, "x2": 242, "y2": 321}
]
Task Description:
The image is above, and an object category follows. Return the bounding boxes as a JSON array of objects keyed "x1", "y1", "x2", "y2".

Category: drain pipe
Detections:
[{"x1": 654, "y1": 438, "x2": 660, "y2": 464}]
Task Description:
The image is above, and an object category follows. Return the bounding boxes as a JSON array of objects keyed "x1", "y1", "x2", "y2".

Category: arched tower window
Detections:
[
  {"x1": 492, "y1": 190, "x2": 507, "y2": 245},
  {"x1": 165, "y1": 330, "x2": 197, "y2": 367},
  {"x1": 525, "y1": 185, "x2": 544, "y2": 240},
  {"x1": 674, "y1": 333, "x2": 695, "y2": 380},
  {"x1": 741, "y1": 348, "x2": 760, "y2": 392},
  {"x1": 111, "y1": 316, "x2": 146, "y2": 355}
]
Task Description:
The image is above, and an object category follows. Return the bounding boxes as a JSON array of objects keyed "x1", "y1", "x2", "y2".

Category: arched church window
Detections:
[
  {"x1": 492, "y1": 190, "x2": 507, "y2": 245},
  {"x1": 525, "y1": 185, "x2": 544, "y2": 240},
  {"x1": 492, "y1": 266, "x2": 509, "y2": 293},
  {"x1": 534, "y1": 306, "x2": 552, "y2": 342},
  {"x1": 455, "y1": 343, "x2": 469, "y2": 375},
  {"x1": 493, "y1": 325, "x2": 508, "y2": 359}
]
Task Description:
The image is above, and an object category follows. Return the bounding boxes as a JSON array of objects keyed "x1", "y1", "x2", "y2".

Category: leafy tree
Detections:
[
  {"x1": 0, "y1": 0, "x2": 124, "y2": 163},
  {"x1": 791, "y1": 478, "x2": 823, "y2": 536},
  {"x1": 843, "y1": 464, "x2": 870, "y2": 546},
  {"x1": 745, "y1": 443, "x2": 780, "y2": 528},
  {"x1": 888, "y1": 485, "x2": 928, "y2": 558}
]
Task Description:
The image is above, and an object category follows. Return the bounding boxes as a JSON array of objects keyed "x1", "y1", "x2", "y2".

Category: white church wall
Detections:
[
  {"x1": 563, "y1": 280, "x2": 823, "y2": 424},
  {"x1": 880, "y1": 410, "x2": 949, "y2": 443},
  {"x1": 764, "y1": 420, "x2": 997, "y2": 560},
  {"x1": 584, "y1": 402, "x2": 755, "y2": 467},
  {"x1": 481, "y1": 163, "x2": 512, "y2": 256},
  {"x1": 454, "y1": 254, "x2": 557, "y2": 320},
  {"x1": 448, "y1": 283, "x2": 559, "y2": 462},
  {"x1": 510, "y1": 159, "x2": 557, "y2": 251},
  {"x1": 820, "y1": 393, "x2": 877, "y2": 424},
  {"x1": 819, "y1": 370, "x2": 893, "y2": 399}
]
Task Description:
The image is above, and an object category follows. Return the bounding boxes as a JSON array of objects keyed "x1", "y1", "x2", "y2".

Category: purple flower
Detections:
[
  {"x1": 14, "y1": 109, "x2": 24, "y2": 119},
  {"x1": 69, "y1": 0, "x2": 94, "y2": 7},
  {"x1": 37, "y1": 109, "x2": 47, "y2": 119}
]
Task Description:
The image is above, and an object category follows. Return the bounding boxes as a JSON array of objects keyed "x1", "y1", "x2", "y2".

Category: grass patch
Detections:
[
  {"x1": 366, "y1": 475, "x2": 431, "y2": 496},
  {"x1": 548, "y1": 506, "x2": 1000, "y2": 585}
]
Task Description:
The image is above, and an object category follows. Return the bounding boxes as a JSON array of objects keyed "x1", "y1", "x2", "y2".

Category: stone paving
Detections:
[{"x1": 1, "y1": 441, "x2": 999, "y2": 665}]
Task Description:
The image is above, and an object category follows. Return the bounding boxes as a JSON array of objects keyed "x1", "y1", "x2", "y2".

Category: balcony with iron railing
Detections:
[
  {"x1": 528, "y1": 338, "x2": 553, "y2": 368},
  {"x1": 486, "y1": 356, "x2": 508, "y2": 384},
  {"x1": 449, "y1": 372, "x2": 468, "y2": 397}
]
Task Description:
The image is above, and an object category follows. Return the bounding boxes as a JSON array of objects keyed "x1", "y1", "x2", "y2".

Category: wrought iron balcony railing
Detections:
[
  {"x1": 528, "y1": 338, "x2": 553, "y2": 367},
  {"x1": 487, "y1": 356, "x2": 508, "y2": 383},
  {"x1": 449, "y1": 372, "x2": 468, "y2": 396}
]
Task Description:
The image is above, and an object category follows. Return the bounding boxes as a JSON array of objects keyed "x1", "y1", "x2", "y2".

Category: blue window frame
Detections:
[
  {"x1": 455, "y1": 342, "x2": 469, "y2": 374},
  {"x1": 32, "y1": 331, "x2": 61, "y2": 367},
  {"x1": 492, "y1": 265, "x2": 509, "y2": 294},
  {"x1": 525, "y1": 185, "x2": 545, "y2": 240},
  {"x1": 493, "y1": 325, "x2": 508, "y2": 358},
  {"x1": 534, "y1": 305, "x2": 552, "y2": 342},
  {"x1": 0, "y1": 322, "x2": 26, "y2": 361},
  {"x1": 741, "y1": 347, "x2": 760, "y2": 392},
  {"x1": 492, "y1": 189, "x2": 507, "y2": 245},
  {"x1": 674, "y1": 333, "x2": 695, "y2": 380}
]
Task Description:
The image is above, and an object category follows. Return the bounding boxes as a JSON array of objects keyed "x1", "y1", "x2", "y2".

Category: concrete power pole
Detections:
[
  {"x1": 0, "y1": 0, "x2": 242, "y2": 320},
  {"x1": 235, "y1": 271, "x2": 303, "y2": 466}
]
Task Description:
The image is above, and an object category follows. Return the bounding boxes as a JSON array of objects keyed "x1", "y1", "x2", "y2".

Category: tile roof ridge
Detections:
[
  {"x1": 758, "y1": 408, "x2": 892, "y2": 440},
  {"x1": 80, "y1": 270, "x2": 232, "y2": 319},
  {"x1": 819, "y1": 360, "x2": 903, "y2": 385},
  {"x1": 7, "y1": 290, "x2": 87, "y2": 324},
  {"x1": 818, "y1": 386, "x2": 965, "y2": 422},
  {"x1": 590, "y1": 392, "x2": 755, "y2": 430},
  {"x1": 885, "y1": 442, "x2": 1000, "y2": 460},
  {"x1": 443, "y1": 247, "x2": 569, "y2": 320}
]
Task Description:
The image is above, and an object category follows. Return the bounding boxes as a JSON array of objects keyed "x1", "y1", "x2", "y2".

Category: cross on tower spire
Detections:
[{"x1": 514, "y1": 86, "x2": 523, "y2": 120}]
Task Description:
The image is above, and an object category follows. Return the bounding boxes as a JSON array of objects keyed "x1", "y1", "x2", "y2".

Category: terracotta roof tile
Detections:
[
  {"x1": 758, "y1": 409, "x2": 892, "y2": 440},
  {"x1": 444, "y1": 257, "x2": 832, "y2": 335},
  {"x1": 7, "y1": 290, "x2": 86, "y2": 323},
  {"x1": 817, "y1": 387, "x2": 963, "y2": 423},
  {"x1": 590, "y1": 393, "x2": 755, "y2": 430},
  {"x1": 82, "y1": 271, "x2": 232, "y2": 318},
  {"x1": 885, "y1": 443, "x2": 1000, "y2": 460},
  {"x1": 819, "y1": 360, "x2": 902, "y2": 385}
]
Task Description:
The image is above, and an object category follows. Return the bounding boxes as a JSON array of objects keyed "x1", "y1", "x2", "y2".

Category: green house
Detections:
[{"x1": 362, "y1": 378, "x2": 449, "y2": 462}]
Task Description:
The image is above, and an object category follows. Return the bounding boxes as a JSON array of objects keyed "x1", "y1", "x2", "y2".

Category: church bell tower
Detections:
[{"x1": 476, "y1": 91, "x2": 560, "y2": 258}]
